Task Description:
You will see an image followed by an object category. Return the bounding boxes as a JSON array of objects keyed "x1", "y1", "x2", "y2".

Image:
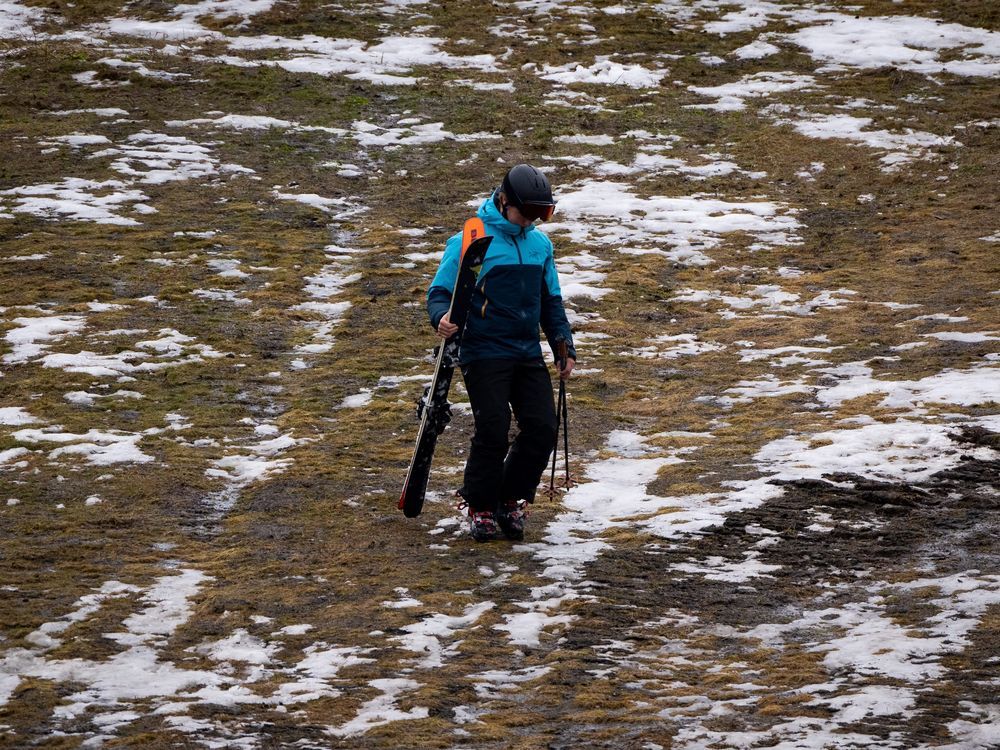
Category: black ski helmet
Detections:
[{"x1": 500, "y1": 164, "x2": 556, "y2": 222}]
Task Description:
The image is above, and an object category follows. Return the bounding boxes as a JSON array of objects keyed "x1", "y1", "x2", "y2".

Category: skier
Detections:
[{"x1": 427, "y1": 164, "x2": 576, "y2": 542}]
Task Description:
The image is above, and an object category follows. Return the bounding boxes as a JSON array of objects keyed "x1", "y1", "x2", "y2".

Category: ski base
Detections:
[{"x1": 399, "y1": 224, "x2": 491, "y2": 517}]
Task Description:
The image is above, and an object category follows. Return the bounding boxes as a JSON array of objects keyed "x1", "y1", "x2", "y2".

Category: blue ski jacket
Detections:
[{"x1": 427, "y1": 192, "x2": 576, "y2": 365}]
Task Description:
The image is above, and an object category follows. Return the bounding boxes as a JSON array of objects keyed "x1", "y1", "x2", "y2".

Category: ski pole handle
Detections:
[{"x1": 555, "y1": 337, "x2": 568, "y2": 374}]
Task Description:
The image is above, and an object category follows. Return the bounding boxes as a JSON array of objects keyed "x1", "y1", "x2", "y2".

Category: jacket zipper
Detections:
[{"x1": 511, "y1": 233, "x2": 529, "y2": 335}]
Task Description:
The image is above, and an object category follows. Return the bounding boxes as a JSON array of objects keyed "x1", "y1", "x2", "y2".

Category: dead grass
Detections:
[{"x1": 1, "y1": 0, "x2": 998, "y2": 746}]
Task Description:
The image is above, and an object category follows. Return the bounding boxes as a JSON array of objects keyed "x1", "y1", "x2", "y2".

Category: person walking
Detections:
[{"x1": 427, "y1": 164, "x2": 576, "y2": 542}]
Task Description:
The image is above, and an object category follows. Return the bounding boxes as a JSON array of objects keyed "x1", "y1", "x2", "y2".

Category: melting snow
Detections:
[
  {"x1": 688, "y1": 72, "x2": 816, "y2": 112},
  {"x1": 225, "y1": 34, "x2": 496, "y2": 85},
  {"x1": 783, "y1": 15, "x2": 1000, "y2": 78},
  {"x1": 773, "y1": 111, "x2": 956, "y2": 170},
  {"x1": 0, "y1": 179, "x2": 151, "y2": 225},
  {"x1": 546, "y1": 180, "x2": 800, "y2": 265},
  {"x1": 393, "y1": 602, "x2": 495, "y2": 668},
  {"x1": 41, "y1": 329, "x2": 226, "y2": 377},
  {"x1": 206, "y1": 431, "x2": 302, "y2": 486},
  {"x1": 193, "y1": 629, "x2": 280, "y2": 665},
  {"x1": 12, "y1": 427, "x2": 155, "y2": 466},
  {"x1": 540, "y1": 57, "x2": 668, "y2": 88},
  {"x1": 754, "y1": 417, "x2": 1000, "y2": 485},
  {"x1": 0, "y1": 407, "x2": 38, "y2": 425},
  {"x1": 327, "y1": 678, "x2": 429, "y2": 737}
]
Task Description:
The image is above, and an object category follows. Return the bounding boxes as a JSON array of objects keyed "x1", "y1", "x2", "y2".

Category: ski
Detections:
[{"x1": 399, "y1": 218, "x2": 492, "y2": 517}]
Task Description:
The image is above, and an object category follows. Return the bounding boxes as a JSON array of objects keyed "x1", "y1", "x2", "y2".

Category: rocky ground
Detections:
[{"x1": 1, "y1": 0, "x2": 998, "y2": 747}]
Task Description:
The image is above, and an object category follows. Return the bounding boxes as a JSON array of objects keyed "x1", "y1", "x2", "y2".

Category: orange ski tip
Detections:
[{"x1": 461, "y1": 217, "x2": 486, "y2": 254}]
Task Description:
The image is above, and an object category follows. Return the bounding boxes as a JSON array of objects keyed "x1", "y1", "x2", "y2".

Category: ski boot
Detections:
[
  {"x1": 497, "y1": 499, "x2": 528, "y2": 541},
  {"x1": 468, "y1": 509, "x2": 499, "y2": 542}
]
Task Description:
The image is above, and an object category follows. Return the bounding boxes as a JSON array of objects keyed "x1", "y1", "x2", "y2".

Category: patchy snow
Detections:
[
  {"x1": 470, "y1": 665, "x2": 553, "y2": 699},
  {"x1": 673, "y1": 285, "x2": 855, "y2": 319},
  {"x1": 192, "y1": 288, "x2": 251, "y2": 306},
  {"x1": 49, "y1": 107, "x2": 131, "y2": 118},
  {"x1": 672, "y1": 552, "x2": 782, "y2": 583},
  {"x1": 97, "y1": 17, "x2": 224, "y2": 41},
  {"x1": 206, "y1": 430, "x2": 303, "y2": 486},
  {"x1": 0, "y1": 0, "x2": 45, "y2": 38},
  {"x1": 327, "y1": 678, "x2": 429, "y2": 737},
  {"x1": 0, "y1": 569, "x2": 217, "y2": 720},
  {"x1": 737, "y1": 344, "x2": 838, "y2": 367},
  {"x1": 63, "y1": 389, "x2": 145, "y2": 406},
  {"x1": 168, "y1": 113, "x2": 343, "y2": 134},
  {"x1": 0, "y1": 179, "x2": 151, "y2": 225},
  {"x1": 554, "y1": 251, "x2": 611, "y2": 300},
  {"x1": 351, "y1": 118, "x2": 500, "y2": 148},
  {"x1": 225, "y1": 34, "x2": 496, "y2": 85},
  {"x1": 91, "y1": 132, "x2": 253, "y2": 184},
  {"x1": 816, "y1": 363, "x2": 1000, "y2": 412},
  {"x1": 193, "y1": 629, "x2": 280, "y2": 665},
  {"x1": 746, "y1": 571, "x2": 1000, "y2": 683},
  {"x1": 717, "y1": 374, "x2": 813, "y2": 405},
  {"x1": 688, "y1": 72, "x2": 816, "y2": 112},
  {"x1": 630, "y1": 333, "x2": 725, "y2": 360},
  {"x1": 546, "y1": 180, "x2": 800, "y2": 265},
  {"x1": 493, "y1": 595, "x2": 577, "y2": 649},
  {"x1": 24, "y1": 580, "x2": 142, "y2": 651},
  {"x1": 923, "y1": 330, "x2": 1000, "y2": 343},
  {"x1": 732, "y1": 39, "x2": 780, "y2": 60},
  {"x1": 556, "y1": 150, "x2": 766, "y2": 182},
  {"x1": 554, "y1": 134, "x2": 617, "y2": 146},
  {"x1": 783, "y1": 14, "x2": 1000, "y2": 78},
  {"x1": 523, "y1": 433, "x2": 685, "y2": 582},
  {"x1": 171, "y1": 0, "x2": 278, "y2": 25},
  {"x1": 653, "y1": 4, "x2": 1000, "y2": 79},
  {"x1": 42, "y1": 133, "x2": 113, "y2": 149},
  {"x1": 493, "y1": 433, "x2": 693, "y2": 647},
  {"x1": 773, "y1": 111, "x2": 956, "y2": 170},
  {"x1": 340, "y1": 390, "x2": 373, "y2": 408},
  {"x1": 94, "y1": 57, "x2": 189, "y2": 82},
  {"x1": 273, "y1": 191, "x2": 364, "y2": 217},
  {"x1": 12, "y1": 427, "x2": 155, "y2": 466},
  {"x1": 206, "y1": 258, "x2": 248, "y2": 279},
  {"x1": 41, "y1": 329, "x2": 226, "y2": 377},
  {"x1": 540, "y1": 57, "x2": 667, "y2": 89},
  {"x1": 0, "y1": 407, "x2": 39, "y2": 426},
  {"x1": 392, "y1": 602, "x2": 495, "y2": 668},
  {"x1": 3, "y1": 0, "x2": 999, "y2": 744},
  {"x1": 753, "y1": 418, "x2": 999, "y2": 485},
  {"x1": 0, "y1": 447, "x2": 29, "y2": 467},
  {"x1": 118, "y1": 569, "x2": 214, "y2": 645},
  {"x1": 382, "y1": 588, "x2": 422, "y2": 609},
  {"x1": 290, "y1": 231, "x2": 366, "y2": 361}
]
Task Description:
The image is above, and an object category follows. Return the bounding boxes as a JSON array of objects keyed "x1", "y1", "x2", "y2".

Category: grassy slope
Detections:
[{"x1": 1, "y1": 0, "x2": 998, "y2": 746}]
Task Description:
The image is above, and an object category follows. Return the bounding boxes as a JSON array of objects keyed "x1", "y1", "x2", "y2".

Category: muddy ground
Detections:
[{"x1": 1, "y1": 0, "x2": 999, "y2": 747}]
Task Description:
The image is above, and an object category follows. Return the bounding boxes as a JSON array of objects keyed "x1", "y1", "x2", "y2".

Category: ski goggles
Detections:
[{"x1": 512, "y1": 200, "x2": 556, "y2": 222}]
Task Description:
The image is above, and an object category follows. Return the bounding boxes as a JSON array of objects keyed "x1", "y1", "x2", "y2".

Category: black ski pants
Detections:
[{"x1": 460, "y1": 358, "x2": 557, "y2": 512}]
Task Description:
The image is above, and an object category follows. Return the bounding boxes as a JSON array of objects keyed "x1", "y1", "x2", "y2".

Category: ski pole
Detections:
[
  {"x1": 560, "y1": 373, "x2": 573, "y2": 489},
  {"x1": 548, "y1": 382, "x2": 562, "y2": 498},
  {"x1": 546, "y1": 338, "x2": 568, "y2": 499}
]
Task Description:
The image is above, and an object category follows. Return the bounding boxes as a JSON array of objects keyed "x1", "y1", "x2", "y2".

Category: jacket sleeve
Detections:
[
  {"x1": 539, "y1": 251, "x2": 577, "y2": 362},
  {"x1": 426, "y1": 232, "x2": 462, "y2": 330}
]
